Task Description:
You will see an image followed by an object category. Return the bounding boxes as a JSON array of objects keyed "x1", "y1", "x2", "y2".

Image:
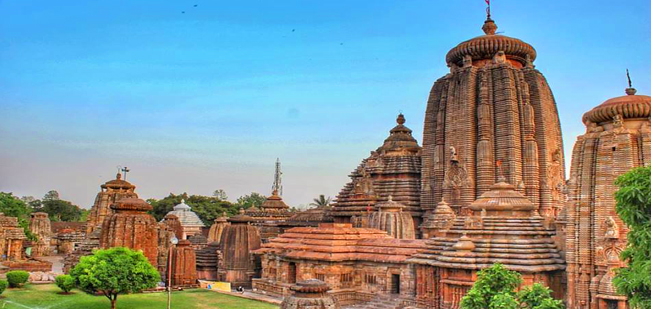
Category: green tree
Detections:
[
  {"x1": 43, "y1": 190, "x2": 60, "y2": 201},
  {"x1": 310, "y1": 195, "x2": 331, "y2": 207},
  {"x1": 0, "y1": 280, "x2": 7, "y2": 296},
  {"x1": 71, "y1": 247, "x2": 160, "y2": 309},
  {"x1": 235, "y1": 192, "x2": 267, "y2": 210},
  {"x1": 148, "y1": 193, "x2": 239, "y2": 225},
  {"x1": 212, "y1": 189, "x2": 228, "y2": 201},
  {"x1": 613, "y1": 166, "x2": 651, "y2": 308},
  {"x1": 40, "y1": 199, "x2": 84, "y2": 222},
  {"x1": 55, "y1": 274, "x2": 75, "y2": 294},
  {"x1": 0, "y1": 192, "x2": 36, "y2": 241},
  {"x1": 460, "y1": 264, "x2": 563, "y2": 309}
]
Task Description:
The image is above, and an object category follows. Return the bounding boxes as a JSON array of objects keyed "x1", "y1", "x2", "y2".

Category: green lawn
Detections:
[{"x1": 0, "y1": 284, "x2": 279, "y2": 309}]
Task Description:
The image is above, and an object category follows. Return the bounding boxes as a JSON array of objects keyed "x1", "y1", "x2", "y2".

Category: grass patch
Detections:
[{"x1": 0, "y1": 284, "x2": 278, "y2": 309}]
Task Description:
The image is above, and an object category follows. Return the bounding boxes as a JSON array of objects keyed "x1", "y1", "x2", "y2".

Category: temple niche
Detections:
[
  {"x1": 163, "y1": 199, "x2": 205, "y2": 240},
  {"x1": 565, "y1": 85, "x2": 651, "y2": 309},
  {"x1": 420, "y1": 16, "x2": 565, "y2": 221},
  {"x1": 252, "y1": 223, "x2": 424, "y2": 306},
  {"x1": 99, "y1": 197, "x2": 159, "y2": 267},
  {"x1": 409, "y1": 179, "x2": 565, "y2": 309},
  {"x1": 29, "y1": 212, "x2": 52, "y2": 257},
  {"x1": 86, "y1": 172, "x2": 137, "y2": 235},
  {"x1": 332, "y1": 113, "x2": 422, "y2": 231}
]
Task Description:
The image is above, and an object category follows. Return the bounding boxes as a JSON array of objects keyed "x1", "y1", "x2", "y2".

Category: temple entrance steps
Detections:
[{"x1": 342, "y1": 293, "x2": 416, "y2": 309}]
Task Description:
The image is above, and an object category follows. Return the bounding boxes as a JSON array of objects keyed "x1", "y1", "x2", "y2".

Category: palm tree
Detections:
[{"x1": 310, "y1": 195, "x2": 331, "y2": 207}]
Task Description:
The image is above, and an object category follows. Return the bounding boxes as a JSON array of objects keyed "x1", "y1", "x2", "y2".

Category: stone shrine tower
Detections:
[
  {"x1": 420, "y1": 16, "x2": 565, "y2": 218},
  {"x1": 332, "y1": 114, "x2": 422, "y2": 228},
  {"x1": 86, "y1": 172, "x2": 138, "y2": 234},
  {"x1": 565, "y1": 84, "x2": 651, "y2": 309},
  {"x1": 29, "y1": 212, "x2": 52, "y2": 257},
  {"x1": 218, "y1": 213, "x2": 262, "y2": 288},
  {"x1": 99, "y1": 197, "x2": 159, "y2": 267},
  {"x1": 207, "y1": 213, "x2": 229, "y2": 243}
]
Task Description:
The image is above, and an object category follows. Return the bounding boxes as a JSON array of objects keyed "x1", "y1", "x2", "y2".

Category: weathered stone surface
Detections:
[
  {"x1": 195, "y1": 241, "x2": 219, "y2": 281},
  {"x1": 247, "y1": 190, "x2": 293, "y2": 241},
  {"x1": 86, "y1": 173, "x2": 137, "y2": 235},
  {"x1": 52, "y1": 222, "x2": 86, "y2": 255},
  {"x1": 170, "y1": 239, "x2": 197, "y2": 287},
  {"x1": 207, "y1": 213, "x2": 229, "y2": 243},
  {"x1": 218, "y1": 214, "x2": 262, "y2": 288},
  {"x1": 100, "y1": 197, "x2": 159, "y2": 267},
  {"x1": 410, "y1": 180, "x2": 565, "y2": 309},
  {"x1": 280, "y1": 279, "x2": 340, "y2": 309},
  {"x1": 420, "y1": 17, "x2": 565, "y2": 221},
  {"x1": 366, "y1": 196, "x2": 415, "y2": 239},
  {"x1": 564, "y1": 87, "x2": 651, "y2": 309},
  {"x1": 29, "y1": 212, "x2": 52, "y2": 257},
  {"x1": 62, "y1": 227, "x2": 100, "y2": 273},
  {"x1": 332, "y1": 114, "x2": 422, "y2": 232},
  {"x1": 0, "y1": 213, "x2": 27, "y2": 261},
  {"x1": 253, "y1": 223, "x2": 424, "y2": 305}
]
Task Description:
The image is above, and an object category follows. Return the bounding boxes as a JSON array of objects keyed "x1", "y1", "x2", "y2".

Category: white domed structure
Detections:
[{"x1": 163, "y1": 199, "x2": 205, "y2": 239}]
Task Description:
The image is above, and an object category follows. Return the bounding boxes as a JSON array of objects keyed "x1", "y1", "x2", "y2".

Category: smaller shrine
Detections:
[
  {"x1": 280, "y1": 279, "x2": 340, "y2": 309},
  {"x1": 195, "y1": 241, "x2": 220, "y2": 281},
  {"x1": 218, "y1": 213, "x2": 262, "y2": 288},
  {"x1": 86, "y1": 172, "x2": 138, "y2": 235},
  {"x1": 0, "y1": 213, "x2": 27, "y2": 261},
  {"x1": 29, "y1": 212, "x2": 52, "y2": 257},
  {"x1": 162, "y1": 199, "x2": 204, "y2": 240},
  {"x1": 367, "y1": 196, "x2": 415, "y2": 239},
  {"x1": 207, "y1": 213, "x2": 229, "y2": 243},
  {"x1": 409, "y1": 179, "x2": 565, "y2": 309},
  {"x1": 170, "y1": 240, "x2": 197, "y2": 287},
  {"x1": 100, "y1": 197, "x2": 159, "y2": 267}
]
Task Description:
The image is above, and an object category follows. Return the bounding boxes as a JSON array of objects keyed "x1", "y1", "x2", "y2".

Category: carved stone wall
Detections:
[
  {"x1": 99, "y1": 197, "x2": 159, "y2": 267},
  {"x1": 421, "y1": 18, "x2": 565, "y2": 220},
  {"x1": 29, "y1": 212, "x2": 52, "y2": 257},
  {"x1": 86, "y1": 173, "x2": 137, "y2": 235},
  {"x1": 565, "y1": 87, "x2": 650, "y2": 309},
  {"x1": 171, "y1": 240, "x2": 197, "y2": 287},
  {"x1": 218, "y1": 214, "x2": 262, "y2": 288}
]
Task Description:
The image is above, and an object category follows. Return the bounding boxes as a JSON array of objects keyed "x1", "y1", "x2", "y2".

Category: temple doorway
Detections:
[
  {"x1": 391, "y1": 274, "x2": 400, "y2": 294},
  {"x1": 288, "y1": 262, "x2": 296, "y2": 284}
]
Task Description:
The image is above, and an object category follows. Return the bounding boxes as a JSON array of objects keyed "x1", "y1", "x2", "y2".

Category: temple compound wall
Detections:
[{"x1": 252, "y1": 223, "x2": 424, "y2": 306}]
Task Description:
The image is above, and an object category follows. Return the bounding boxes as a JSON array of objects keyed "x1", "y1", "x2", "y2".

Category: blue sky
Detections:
[{"x1": 1, "y1": 0, "x2": 649, "y2": 209}]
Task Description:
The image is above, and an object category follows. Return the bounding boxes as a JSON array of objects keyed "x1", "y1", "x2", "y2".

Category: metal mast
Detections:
[{"x1": 272, "y1": 158, "x2": 282, "y2": 196}]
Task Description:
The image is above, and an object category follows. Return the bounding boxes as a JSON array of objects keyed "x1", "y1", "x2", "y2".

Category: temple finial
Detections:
[
  {"x1": 626, "y1": 69, "x2": 637, "y2": 95},
  {"x1": 482, "y1": 0, "x2": 497, "y2": 35},
  {"x1": 397, "y1": 113, "x2": 405, "y2": 125},
  {"x1": 485, "y1": 0, "x2": 491, "y2": 19}
]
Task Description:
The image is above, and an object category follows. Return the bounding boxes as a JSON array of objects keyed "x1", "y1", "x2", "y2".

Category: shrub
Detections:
[
  {"x1": 55, "y1": 274, "x2": 75, "y2": 293},
  {"x1": 0, "y1": 280, "x2": 7, "y2": 296},
  {"x1": 6, "y1": 270, "x2": 29, "y2": 288}
]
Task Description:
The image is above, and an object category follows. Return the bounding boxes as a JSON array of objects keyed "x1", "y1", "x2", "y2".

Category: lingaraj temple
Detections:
[{"x1": 2, "y1": 11, "x2": 648, "y2": 309}]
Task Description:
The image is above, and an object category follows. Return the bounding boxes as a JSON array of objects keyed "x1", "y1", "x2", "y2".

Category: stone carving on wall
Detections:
[
  {"x1": 604, "y1": 216, "x2": 620, "y2": 239},
  {"x1": 548, "y1": 149, "x2": 564, "y2": 206},
  {"x1": 443, "y1": 147, "x2": 471, "y2": 202}
]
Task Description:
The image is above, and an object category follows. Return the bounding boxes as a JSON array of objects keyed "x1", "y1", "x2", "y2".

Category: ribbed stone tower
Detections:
[
  {"x1": 86, "y1": 173, "x2": 138, "y2": 234},
  {"x1": 218, "y1": 213, "x2": 262, "y2": 288},
  {"x1": 333, "y1": 113, "x2": 422, "y2": 227},
  {"x1": 565, "y1": 84, "x2": 651, "y2": 309},
  {"x1": 207, "y1": 212, "x2": 229, "y2": 243},
  {"x1": 421, "y1": 16, "x2": 565, "y2": 218},
  {"x1": 367, "y1": 196, "x2": 416, "y2": 239},
  {"x1": 99, "y1": 197, "x2": 159, "y2": 267}
]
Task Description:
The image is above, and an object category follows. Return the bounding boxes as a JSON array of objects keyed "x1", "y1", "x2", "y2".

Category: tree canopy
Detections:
[
  {"x1": 310, "y1": 195, "x2": 331, "y2": 207},
  {"x1": 235, "y1": 192, "x2": 267, "y2": 209},
  {"x1": 0, "y1": 192, "x2": 36, "y2": 241},
  {"x1": 70, "y1": 247, "x2": 160, "y2": 309},
  {"x1": 460, "y1": 264, "x2": 564, "y2": 309},
  {"x1": 148, "y1": 193, "x2": 239, "y2": 225},
  {"x1": 613, "y1": 166, "x2": 651, "y2": 308}
]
